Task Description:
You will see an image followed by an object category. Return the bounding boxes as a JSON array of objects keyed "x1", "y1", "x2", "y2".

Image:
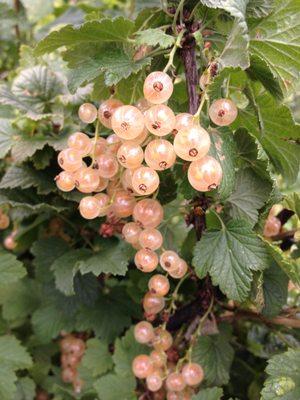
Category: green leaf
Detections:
[
  {"x1": 193, "y1": 219, "x2": 270, "y2": 301},
  {"x1": 233, "y1": 90, "x2": 300, "y2": 183},
  {"x1": 0, "y1": 367, "x2": 19, "y2": 400},
  {"x1": 249, "y1": 0, "x2": 300, "y2": 95},
  {"x1": 192, "y1": 387, "x2": 224, "y2": 400},
  {"x1": 227, "y1": 168, "x2": 272, "y2": 226},
  {"x1": 14, "y1": 377, "x2": 36, "y2": 400},
  {"x1": 0, "y1": 335, "x2": 32, "y2": 369},
  {"x1": 0, "y1": 118, "x2": 16, "y2": 158},
  {"x1": 261, "y1": 348, "x2": 300, "y2": 399},
  {"x1": 94, "y1": 373, "x2": 136, "y2": 400},
  {"x1": 81, "y1": 338, "x2": 113, "y2": 377},
  {"x1": 35, "y1": 17, "x2": 135, "y2": 55},
  {"x1": 247, "y1": 55, "x2": 283, "y2": 99},
  {"x1": 282, "y1": 192, "x2": 300, "y2": 219},
  {"x1": 78, "y1": 240, "x2": 133, "y2": 277},
  {"x1": 0, "y1": 165, "x2": 55, "y2": 195},
  {"x1": 66, "y1": 46, "x2": 151, "y2": 92},
  {"x1": 192, "y1": 325, "x2": 234, "y2": 386},
  {"x1": 113, "y1": 328, "x2": 149, "y2": 378},
  {"x1": 209, "y1": 127, "x2": 237, "y2": 200},
  {"x1": 11, "y1": 66, "x2": 64, "y2": 107},
  {"x1": 135, "y1": 28, "x2": 175, "y2": 48},
  {"x1": 246, "y1": 0, "x2": 274, "y2": 18},
  {"x1": 265, "y1": 241, "x2": 300, "y2": 286},
  {"x1": 0, "y1": 251, "x2": 26, "y2": 286},
  {"x1": 262, "y1": 263, "x2": 289, "y2": 317},
  {"x1": 51, "y1": 249, "x2": 90, "y2": 296}
]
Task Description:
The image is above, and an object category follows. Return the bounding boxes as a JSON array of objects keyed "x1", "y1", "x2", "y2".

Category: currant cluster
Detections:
[{"x1": 60, "y1": 334, "x2": 85, "y2": 393}]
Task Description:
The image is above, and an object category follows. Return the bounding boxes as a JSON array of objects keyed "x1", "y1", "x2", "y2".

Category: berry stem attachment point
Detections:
[
  {"x1": 172, "y1": 0, "x2": 185, "y2": 33},
  {"x1": 193, "y1": 89, "x2": 208, "y2": 121},
  {"x1": 163, "y1": 29, "x2": 185, "y2": 73}
]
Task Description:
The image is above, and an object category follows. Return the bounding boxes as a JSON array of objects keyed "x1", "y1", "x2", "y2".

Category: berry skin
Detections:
[
  {"x1": 173, "y1": 113, "x2": 196, "y2": 135},
  {"x1": 132, "y1": 166, "x2": 160, "y2": 195},
  {"x1": 188, "y1": 156, "x2": 222, "y2": 191},
  {"x1": 106, "y1": 134, "x2": 122, "y2": 155},
  {"x1": 209, "y1": 98, "x2": 238, "y2": 126},
  {"x1": 73, "y1": 167, "x2": 100, "y2": 193},
  {"x1": 160, "y1": 250, "x2": 180, "y2": 272},
  {"x1": 173, "y1": 125, "x2": 211, "y2": 161},
  {"x1": 94, "y1": 137, "x2": 107, "y2": 157},
  {"x1": 148, "y1": 274, "x2": 170, "y2": 296},
  {"x1": 96, "y1": 153, "x2": 119, "y2": 179},
  {"x1": 61, "y1": 367, "x2": 77, "y2": 383},
  {"x1": 55, "y1": 171, "x2": 75, "y2": 192},
  {"x1": 4, "y1": 234, "x2": 16, "y2": 250},
  {"x1": 263, "y1": 216, "x2": 281, "y2": 237},
  {"x1": 98, "y1": 99, "x2": 123, "y2": 128},
  {"x1": 166, "y1": 372, "x2": 186, "y2": 392},
  {"x1": 181, "y1": 363, "x2": 204, "y2": 386},
  {"x1": 58, "y1": 148, "x2": 83, "y2": 172},
  {"x1": 143, "y1": 71, "x2": 173, "y2": 104},
  {"x1": 133, "y1": 199, "x2": 164, "y2": 228},
  {"x1": 111, "y1": 105, "x2": 145, "y2": 140},
  {"x1": 79, "y1": 196, "x2": 101, "y2": 219},
  {"x1": 135, "y1": 98, "x2": 153, "y2": 113},
  {"x1": 117, "y1": 142, "x2": 144, "y2": 169},
  {"x1": 143, "y1": 292, "x2": 165, "y2": 314},
  {"x1": 111, "y1": 190, "x2": 136, "y2": 218},
  {"x1": 122, "y1": 222, "x2": 142, "y2": 244},
  {"x1": 145, "y1": 105, "x2": 176, "y2": 136},
  {"x1": 124, "y1": 127, "x2": 149, "y2": 146},
  {"x1": 145, "y1": 139, "x2": 176, "y2": 171},
  {"x1": 146, "y1": 370, "x2": 163, "y2": 392},
  {"x1": 0, "y1": 214, "x2": 10, "y2": 230},
  {"x1": 78, "y1": 103, "x2": 97, "y2": 124},
  {"x1": 94, "y1": 193, "x2": 111, "y2": 216},
  {"x1": 135, "y1": 248, "x2": 158, "y2": 272},
  {"x1": 169, "y1": 259, "x2": 188, "y2": 279},
  {"x1": 132, "y1": 355, "x2": 154, "y2": 379},
  {"x1": 139, "y1": 228, "x2": 163, "y2": 251},
  {"x1": 152, "y1": 328, "x2": 173, "y2": 351},
  {"x1": 134, "y1": 321, "x2": 155, "y2": 344},
  {"x1": 150, "y1": 350, "x2": 167, "y2": 368},
  {"x1": 67, "y1": 132, "x2": 92, "y2": 155},
  {"x1": 121, "y1": 168, "x2": 136, "y2": 194}
]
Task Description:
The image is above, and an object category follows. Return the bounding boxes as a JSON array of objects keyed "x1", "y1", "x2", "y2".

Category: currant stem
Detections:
[
  {"x1": 172, "y1": 0, "x2": 185, "y2": 33},
  {"x1": 163, "y1": 29, "x2": 185, "y2": 73},
  {"x1": 92, "y1": 119, "x2": 100, "y2": 165},
  {"x1": 193, "y1": 89, "x2": 208, "y2": 121}
]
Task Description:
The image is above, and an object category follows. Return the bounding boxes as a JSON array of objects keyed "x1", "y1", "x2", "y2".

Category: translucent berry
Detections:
[
  {"x1": 182, "y1": 363, "x2": 204, "y2": 386},
  {"x1": 133, "y1": 199, "x2": 164, "y2": 228},
  {"x1": 173, "y1": 126, "x2": 211, "y2": 161},
  {"x1": 153, "y1": 327, "x2": 173, "y2": 351},
  {"x1": 134, "y1": 321, "x2": 154, "y2": 344},
  {"x1": 132, "y1": 355, "x2": 154, "y2": 379},
  {"x1": 122, "y1": 222, "x2": 142, "y2": 244},
  {"x1": 188, "y1": 156, "x2": 222, "y2": 191},
  {"x1": 143, "y1": 71, "x2": 173, "y2": 104},
  {"x1": 132, "y1": 166, "x2": 160, "y2": 195},
  {"x1": 74, "y1": 167, "x2": 100, "y2": 193},
  {"x1": 169, "y1": 259, "x2": 188, "y2": 279},
  {"x1": 173, "y1": 113, "x2": 196, "y2": 135},
  {"x1": 94, "y1": 176, "x2": 109, "y2": 192},
  {"x1": 67, "y1": 132, "x2": 92, "y2": 155},
  {"x1": 117, "y1": 142, "x2": 144, "y2": 169},
  {"x1": 148, "y1": 274, "x2": 170, "y2": 296},
  {"x1": 166, "y1": 372, "x2": 186, "y2": 392},
  {"x1": 61, "y1": 367, "x2": 76, "y2": 383},
  {"x1": 94, "y1": 193, "x2": 111, "y2": 216},
  {"x1": 55, "y1": 171, "x2": 75, "y2": 192},
  {"x1": 160, "y1": 250, "x2": 180, "y2": 272},
  {"x1": 135, "y1": 248, "x2": 158, "y2": 272},
  {"x1": 111, "y1": 105, "x2": 145, "y2": 140},
  {"x1": 209, "y1": 98, "x2": 238, "y2": 126},
  {"x1": 94, "y1": 137, "x2": 107, "y2": 157},
  {"x1": 121, "y1": 168, "x2": 136, "y2": 194},
  {"x1": 97, "y1": 153, "x2": 119, "y2": 179},
  {"x1": 0, "y1": 214, "x2": 10, "y2": 230},
  {"x1": 125, "y1": 127, "x2": 149, "y2": 146},
  {"x1": 4, "y1": 234, "x2": 16, "y2": 250},
  {"x1": 139, "y1": 228, "x2": 163, "y2": 251},
  {"x1": 143, "y1": 292, "x2": 165, "y2": 314},
  {"x1": 150, "y1": 350, "x2": 167, "y2": 368},
  {"x1": 106, "y1": 134, "x2": 122, "y2": 155},
  {"x1": 145, "y1": 105, "x2": 176, "y2": 136},
  {"x1": 78, "y1": 103, "x2": 97, "y2": 124},
  {"x1": 263, "y1": 216, "x2": 281, "y2": 237},
  {"x1": 111, "y1": 190, "x2": 136, "y2": 218},
  {"x1": 58, "y1": 148, "x2": 82, "y2": 172},
  {"x1": 106, "y1": 178, "x2": 122, "y2": 197},
  {"x1": 79, "y1": 196, "x2": 101, "y2": 219},
  {"x1": 98, "y1": 99, "x2": 123, "y2": 128},
  {"x1": 199, "y1": 72, "x2": 210, "y2": 90},
  {"x1": 146, "y1": 370, "x2": 163, "y2": 392},
  {"x1": 145, "y1": 139, "x2": 176, "y2": 171}
]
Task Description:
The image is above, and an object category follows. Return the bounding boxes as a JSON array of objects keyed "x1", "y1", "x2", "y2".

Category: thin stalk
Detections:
[{"x1": 163, "y1": 29, "x2": 185, "y2": 73}]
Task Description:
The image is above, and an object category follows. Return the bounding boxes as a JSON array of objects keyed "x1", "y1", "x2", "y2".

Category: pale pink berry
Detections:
[
  {"x1": 173, "y1": 126, "x2": 211, "y2": 161},
  {"x1": 209, "y1": 98, "x2": 238, "y2": 126},
  {"x1": 78, "y1": 103, "x2": 97, "y2": 124},
  {"x1": 143, "y1": 71, "x2": 173, "y2": 104},
  {"x1": 188, "y1": 156, "x2": 222, "y2": 191},
  {"x1": 145, "y1": 105, "x2": 176, "y2": 136}
]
